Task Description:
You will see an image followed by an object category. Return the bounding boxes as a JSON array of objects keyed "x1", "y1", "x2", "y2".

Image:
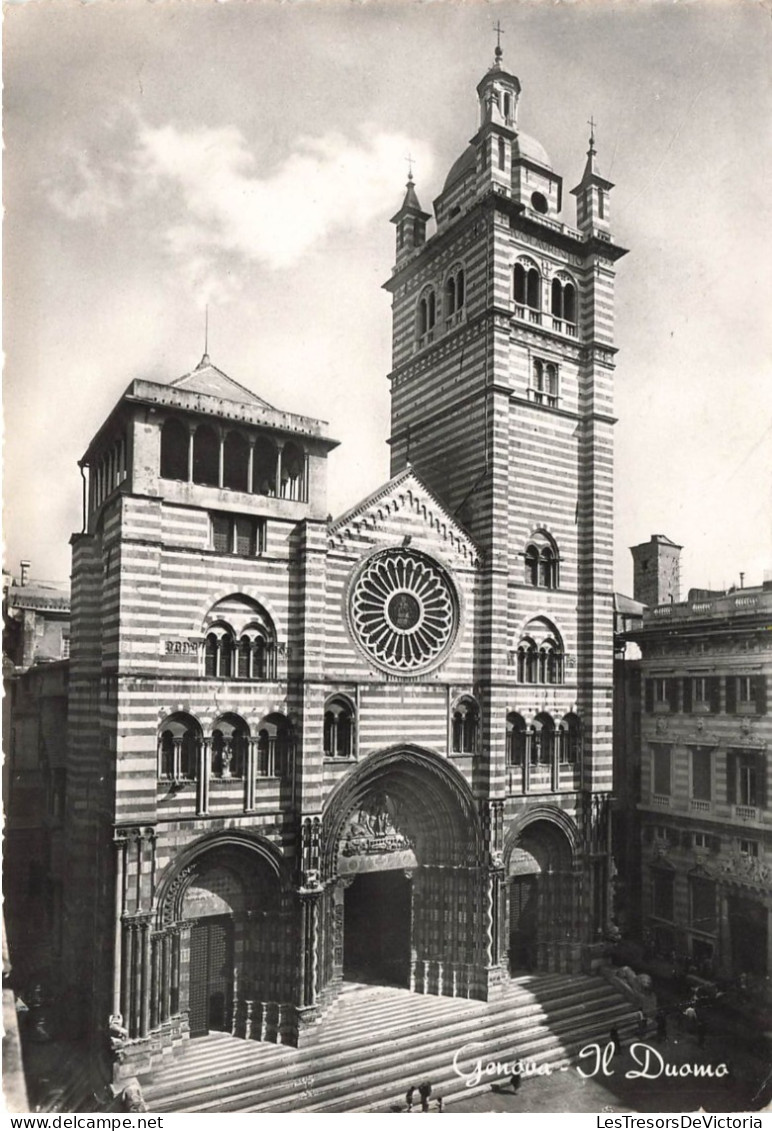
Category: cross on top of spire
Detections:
[
  {"x1": 405, "y1": 152, "x2": 415, "y2": 182},
  {"x1": 588, "y1": 115, "x2": 597, "y2": 151},
  {"x1": 493, "y1": 20, "x2": 504, "y2": 64}
]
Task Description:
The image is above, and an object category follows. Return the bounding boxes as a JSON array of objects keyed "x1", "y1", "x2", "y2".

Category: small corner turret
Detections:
[
  {"x1": 570, "y1": 121, "x2": 615, "y2": 238},
  {"x1": 390, "y1": 171, "x2": 431, "y2": 267}
]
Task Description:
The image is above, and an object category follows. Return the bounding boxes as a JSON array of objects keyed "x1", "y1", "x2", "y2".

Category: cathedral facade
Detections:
[{"x1": 63, "y1": 49, "x2": 626, "y2": 1077}]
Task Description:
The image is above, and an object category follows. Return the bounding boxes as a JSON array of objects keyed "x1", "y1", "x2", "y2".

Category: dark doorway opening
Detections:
[
  {"x1": 189, "y1": 915, "x2": 234, "y2": 1037},
  {"x1": 509, "y1": 875, "x2": 538, "y2": 972},
  {"x1": 343, "y1": 871, "x2": 412, "y2": 987},
  {"x1": 729, "y1": 896, "x2": 768, "y2": 977}
]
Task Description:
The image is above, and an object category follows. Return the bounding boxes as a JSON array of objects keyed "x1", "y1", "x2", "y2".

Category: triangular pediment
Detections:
[
  {"x1": 169, "y1": 356, "x2": 274, "y2": 408},
  {"x1": 329, "y1": 466, "x2": 480, "y2": 567}
]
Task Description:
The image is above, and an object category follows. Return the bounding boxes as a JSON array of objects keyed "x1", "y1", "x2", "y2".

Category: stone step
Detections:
[
  {"x1": 143, "y1": 987, "x2": 634, "y2": 1111},
  {"x1": 143, "y1": 976, "x2": 623, "y2": 1099},
  {"x1": 143, "y1": 976, "x2": 640, "y2": 1113}
]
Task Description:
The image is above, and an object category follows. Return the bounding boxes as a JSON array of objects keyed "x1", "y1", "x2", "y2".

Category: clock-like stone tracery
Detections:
[{"x1": 349, "y1": 549, "x2": 458, "y2": 674}]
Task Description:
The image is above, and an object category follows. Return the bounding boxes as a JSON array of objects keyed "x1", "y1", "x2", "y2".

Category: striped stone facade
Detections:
[{"x1": 63, "y1": 54, "x2": 627, "y2": 1080}]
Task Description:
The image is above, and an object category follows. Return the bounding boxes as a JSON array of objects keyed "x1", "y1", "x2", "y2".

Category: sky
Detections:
[{"x1": 3, "y1": 0, "x2": 771, "y2": 597}]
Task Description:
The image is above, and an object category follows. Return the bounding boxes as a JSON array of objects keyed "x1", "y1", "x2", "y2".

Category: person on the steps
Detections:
[
  {"x1": 418, "y1": 1081, "x2": 432, "y2": 1112},
  {"x1": 405, "y1": 1085, "x2": 416, "y2": 1112}
]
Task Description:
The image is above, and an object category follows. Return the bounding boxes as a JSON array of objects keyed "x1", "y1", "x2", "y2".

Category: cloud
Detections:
[{"x1": 49, "y1": 117, "x2": 433, "y2": 303}]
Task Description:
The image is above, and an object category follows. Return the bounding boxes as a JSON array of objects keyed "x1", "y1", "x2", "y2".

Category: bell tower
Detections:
[{"x1": 384, "y1": 42, "x2": 628, "y2": 954}]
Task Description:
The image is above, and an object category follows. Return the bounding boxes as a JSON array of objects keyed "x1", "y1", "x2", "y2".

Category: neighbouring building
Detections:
[
  {"x1": 2, "y1": 569, "x2": 71, "y2": 983},
  {"x1": 21, "y1": 44, "x2": 629, "y2": 1082},
  {"x1": 625, "y1": 537, "x2": 771, "y2": 979}
]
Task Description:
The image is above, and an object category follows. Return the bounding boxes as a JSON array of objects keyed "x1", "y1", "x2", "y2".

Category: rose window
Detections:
[{"x1": 349, "y1": 549, "x2": 457, "y2": 673}]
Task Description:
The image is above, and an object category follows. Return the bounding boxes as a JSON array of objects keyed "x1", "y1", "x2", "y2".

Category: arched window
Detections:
[
  {"x1": 160, "y1": 418, "x2": 189, "y2": 481},
  {"x1": 203, "y1": 624, "x2": 235, "y2": 679},
  {"x1": 514, "y1": 261, "x2": 541, "y2": 313},
  {"x1": 517, "y1": 639, "x2": 537, "y2": 684},
  {"x1": 323, "y1": 696, "x2": 355, "y2": 759},
  {"x1": 193, "y1": 424, "x2": 219, "y2": 487},
  {"x1": 561, "y1": 713, "x2": 581, "y2": 765},
  {"x1": 516, "y1": 619, "x2": 564, "y2": 685},
  {"x1": 204, "y1": 597, "x2": 277, "y2": 681},
  {"x1": 253, "y1": 438, "x2": 277, "y2": 497},
  {"x1": 280, "y1": 442, "x2": 305, "y2": 501},
  {"x1": 527, "y1": 268, "x2": 540, "y2": 311},
  {"x1": 223, "y1": 431, "x2": 250, "y2": 492},
  {"x1": 539, "y1": 547, "x2": 555, "y2": 588},
  {"x1": 531, "y1": 359, "x2": 559, "y2": 406},
  {"x1": 256, "y1": 713, "x2": 291, "y2": 779},
  {"x1": 564, "y1": 284, "x2": 576, "y2": 324},
  {"x1": 445, "y1": 276, "x2": 456, "y2": 317},
  {"x1": 551, "y1": 276, "x2": 578, "y2": 334},
  {"x1": 524, "y1": 546, "x2": 539, "y2": 587},
  {"x1": 452, "y1": 697, "x2": 480, "y2": 754},
  {"x1": 457, "y1": 269, "x2": 465, "y2": 309},
  {"x1": 514, "y1": 262, "x2": 526, "y2": 305},
  {"x1": 532, "y1": 713, "x2": 555, "y2": 765},
  {"x1": 211, "y1": 715, "x2": 248, "y2": 779},
  {"x1": 157, "y1": 713, "x2": 200, "y2": 781},
  {"x1": 523, "y1": 533, "x2": 560, "y2": 588},
  {"x1": 416, "y1": 288, "x2": 437, "y2": 345},
  {"x1": 444, "y1": 269, "x2": 466, "y2": 326},
  {"x1": 506, "y1": 712, "x2": 527, "y2": 766}
]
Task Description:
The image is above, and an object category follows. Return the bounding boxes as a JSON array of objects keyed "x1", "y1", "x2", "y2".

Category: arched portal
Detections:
[
  {"x1": 149, "y1": 834, "x2": 293, "y2": 1045},
  {"x1": 504, "y1": 814, "x2": 579, "y2": 975},
  {"x1": 320, "y1": 745, "x2": 489, "y2": 1000}
]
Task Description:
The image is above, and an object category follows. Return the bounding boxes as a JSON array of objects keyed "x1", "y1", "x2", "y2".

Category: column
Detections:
[
  {"x1": 552, "y1": 731, "x2": 560, "y2": 792},
  {"x1": 187, "y1": 426, "x2": 195, "y2": 482},
  {"x1": 245, "y1": 738, "x2": 256, "y2": 812},
  {"x1": 161, "y1": 933, "x2": 172, "y2": 1023},
  {"x1": 247, "y1": 439, "x2": 255, "y2": 495},
  {"x1": 197, "y1": 738, "x2": 210, "y2": 815},
  {"x1": 524, "y1": 732, "x2": 532, "y2": 793},
  {"x1": 170, "y1": 929, "x2": 181, "y2": 1014},
  {"x1": 276, "y1": 445, "x2": 283, "y2": 500},
  {"x1": 298, "y1": 892, "x2": 321, "y2": 1007},
  {"x1": 113, "y1": 836, "x2": 126, "y2": 1015},
  {"x1": 172, "y1": 737, "x2": 183, "y2": 781},
  {"x1": 121, "y1": 920, "x2": 133, "y2": 1029},
  {"x1": 140, "y1": 917, "x2": 151, "y2": 1038},
  {"x1": 218, "y1": 432, "x2": 225, "y2": 489}
]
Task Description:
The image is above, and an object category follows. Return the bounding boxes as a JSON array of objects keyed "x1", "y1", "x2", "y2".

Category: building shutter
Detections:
[
  {"x1": 726, "y1": 676, "x2": 737, "y2": 715},
  {"x1": 667, "y1": 678, "x2": 679, "y2": 711},
  {"x1": 645, "y1": 680, "x2": 654, "y2": 714},
  {"x1": 683, "y1": 678, "x2": 692, "y2": 713},
  {"x1": 756, "y1": 752, "x2": 767, "y2": 810},
  {"x1": 235, "y1": 518, "x2": 255, "y2": 556},
  {"x1": 212, "y1": 514, "x2": 231, "y2": 553},
  {"x1": 725, "y1": 751, "x2": 736, "y2": 804},
  {"x1": 755, "y1": 675, "x2": 767, "y2": 715},
  {"x1": 708, "y1": 677, "x2": 721, "y2": 714}
]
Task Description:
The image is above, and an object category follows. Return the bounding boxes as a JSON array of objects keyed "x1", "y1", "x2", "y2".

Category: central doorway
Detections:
[
  {"x1": 509, "y1": 875, "x2": 538, "y2": 972},
  {"x1": 188, "y1": 915, "x2": 234, "y2": 1037},
  {"x1": 343, "y1": 871, "x2": 412, "y2": 987}
]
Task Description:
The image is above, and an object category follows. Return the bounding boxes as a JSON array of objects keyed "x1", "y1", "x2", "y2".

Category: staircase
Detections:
[{"x1": 142, "y1": 974, "x2": 642, "y2": 1113}]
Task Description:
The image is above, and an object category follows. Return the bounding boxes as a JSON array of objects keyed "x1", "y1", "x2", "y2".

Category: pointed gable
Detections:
[
  {"x1": 169, "y1": 355, "x2": 274, "y2": 408},
  {"x1": 328, "y1": 466, "x2": 480, "y2": 567}
]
